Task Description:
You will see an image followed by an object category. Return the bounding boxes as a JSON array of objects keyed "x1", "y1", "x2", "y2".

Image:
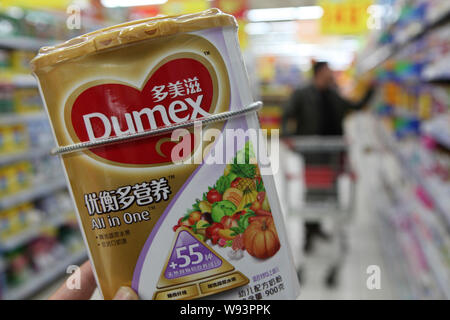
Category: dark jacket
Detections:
[{"x1": 282, "y1": 84, "x2": 374, "y2": 136}]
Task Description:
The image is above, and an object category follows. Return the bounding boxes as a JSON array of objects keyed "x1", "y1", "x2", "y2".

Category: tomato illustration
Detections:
[
  {"x1": 205, "y1": 222, "x2": 224, "y2": 239},
  {"x1": 207, "y1": 189, "x2": 222, "y2": 203}
]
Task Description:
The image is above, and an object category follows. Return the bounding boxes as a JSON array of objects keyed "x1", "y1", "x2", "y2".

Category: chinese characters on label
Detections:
[
  {"x1": 238, "y1": 267, "x2": 284, "y2": 300},
  {"x1": 151, "y1": 77, "x2": 202, "y2": 102},
  {"x1": 97, "y1": 229, "x2": 130, "y2": 248},
  {"x1": 84, "y1": 177, "x2": 171, "y2": 215}
]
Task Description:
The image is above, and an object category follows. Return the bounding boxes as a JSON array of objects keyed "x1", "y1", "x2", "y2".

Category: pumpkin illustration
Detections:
[{"x1": 243, "y1": 217, "x2": 280, "y2": 259}]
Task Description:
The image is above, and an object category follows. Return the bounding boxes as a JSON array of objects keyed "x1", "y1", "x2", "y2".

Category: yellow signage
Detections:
[
  {"x1": 0, "y1": 0, "x2": 71, "y2": 10},
  {"x1": 320, "y1": 0, "x2": 372, "y2": 35},
  {"x1": 160, "y1": 0, "x2": 209, "y2": 15}
]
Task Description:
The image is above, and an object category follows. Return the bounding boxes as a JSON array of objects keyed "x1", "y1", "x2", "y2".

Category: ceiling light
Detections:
[
  {"x1": 100, "y1": 0, "x2": 168, "y2": 8},
  {"x1": 247, "y1": 6, "x2": 324, "y2": 22},
  {"x1": 245, "y1": 22, "x2": 271, "y2": 35}
]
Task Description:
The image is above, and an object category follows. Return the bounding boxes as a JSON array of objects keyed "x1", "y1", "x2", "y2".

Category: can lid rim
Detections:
[{"x1": 30, "y1": 8, "x2": 237, "y2": 72}]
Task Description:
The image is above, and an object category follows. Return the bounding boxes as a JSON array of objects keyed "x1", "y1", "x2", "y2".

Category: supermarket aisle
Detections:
[
  {"x1": 299, "y1": 151, "x2": 393, "y2": 299},
  {"x1": 1, "y1": 0, "x2": 448, "y2": 302}
]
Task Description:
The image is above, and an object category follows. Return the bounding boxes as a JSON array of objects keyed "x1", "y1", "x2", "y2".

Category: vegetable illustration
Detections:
[
  {"x1": 243, "y1": 217, "x2": 280, "y2": 259},
  {"x1": 173, "y1": 142, "x2": 280, "y2": 259},
  {"x1": 211, "y1": 200, "x2": 236, "y2": 223}
]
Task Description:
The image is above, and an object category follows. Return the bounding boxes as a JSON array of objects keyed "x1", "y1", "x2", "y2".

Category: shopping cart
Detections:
[{"x1": 283, "y1": 136, "x2": 355, "y2": 287}]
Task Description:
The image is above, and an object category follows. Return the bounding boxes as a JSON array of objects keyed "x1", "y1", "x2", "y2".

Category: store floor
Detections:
[
  {"x1": 298, "y1": 152, "x2": 394, "y2": 300},
  {"x1": 298, "y1": 195, "x2": 394, "y2": 299}
]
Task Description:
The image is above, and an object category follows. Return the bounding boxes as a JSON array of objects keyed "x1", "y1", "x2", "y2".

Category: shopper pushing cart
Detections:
[{"x1": 281, "y1": 61, "x2": 375, "y2": 287}]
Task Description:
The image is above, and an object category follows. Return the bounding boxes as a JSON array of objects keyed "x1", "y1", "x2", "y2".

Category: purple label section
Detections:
[{"x1": 164, "y1": 230, "x2": 222, "y2": 279}]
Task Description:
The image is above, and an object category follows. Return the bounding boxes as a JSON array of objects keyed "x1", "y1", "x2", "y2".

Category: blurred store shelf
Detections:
[
  {"x1": 3, "y1": 249, "x2": 87, "y2": 300},
  {"x1": 11, "y1": 74, "x2": 38, "y2": 88},
  {"x1": 422, "y1": 53, "x2": 450, "y2": 83},
  {"x1": 375, "y1": 120, "x2": 450, "y2": 231},
  {"x1": 358, "y1": 45, "x2": 393, "y2": 75},
  {"x1": 422, "y1": 114, "x2": 450, "y2": 149},
  {"x1": 0, "y1": 148, "x2": 52, "y2": 166},
  {"x1": 0, "y1": 112, "x2": 47, "y2": 125},
  {"x1": 0, "y1": 212, "x2": 75, "y2": 252},
  {"x1": 0, "y1": 37, "x2": 57, "y2": 52},
  {"x1": 357, "y1": 8, "x2": 450, "y2": 75},
  {"x1": 0, "y1": 178, "x2": 67, "y2": 211},
  {"x1": 350, "y1": 113, "x2": 450, "y2": 299}
]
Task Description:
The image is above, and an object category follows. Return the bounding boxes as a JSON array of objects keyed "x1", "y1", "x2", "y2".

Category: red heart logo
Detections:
[{"x1": 70, "y1": 58, "x2": 214, "y2": 165}]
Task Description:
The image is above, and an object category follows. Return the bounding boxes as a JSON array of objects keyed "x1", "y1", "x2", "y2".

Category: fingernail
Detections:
[{"x1": 113, "y1": 286, "x2": 139, "y2": 300}]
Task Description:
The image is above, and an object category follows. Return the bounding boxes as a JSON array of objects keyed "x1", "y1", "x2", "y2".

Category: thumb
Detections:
[{"x1": 113, "y1": 286, "x2": 139, "y2": 300}]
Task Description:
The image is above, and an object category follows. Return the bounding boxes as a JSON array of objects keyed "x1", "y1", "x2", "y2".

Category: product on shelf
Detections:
[
  {"x1": 0, "y1": 8, "x2": 64, "y2": 40},
  {"x1": 35, "y1": 190, "x2": 74, "y2": 220},
  {"x1": 0, "y1": 83, "x2": 14, "y2": 113},
  {"x1": 10, "y1": 124, "x2": 29, "y2": 151},
  {"x1": 0, "y1": 161, "x2": 32, "y2": 197},
  {"x1": 0, "y1": 7, "x2": 110, "y2": 43},
  {"x1": 0, "y1": 124, "x2": 29, "y2": 154},
  {"x1": 10, "y1": 161, "x2": 32, "y2": 193},
  {"x1": 10, "y1": 50, "x2": 35, "y2": 74},
  {"x1": 258, "y1": 105, "x2": 283, "y2": 133},
  {"x1": 0, "y1": 257, "x2": 5, "y2": 298},
  {"x1": 13, "y1": 87, "x2": 42, "y2": 113},
  {"x1": 0, "y1": 49, "x2": 11, "y2": 69},
  {"x1": 31, "y1": 9, "x2": 299, "y2": 300},
  {"x1": 26, "y1": 118, "x2": 54, "y2": 148},
  {"x1": 4, "y1": 248, "x2": 32, "y2": 288},
  {"x1": 0, "y1": 202, "x2": 39, "y2": 240},
  {"x1": 32, "y1": 154, "x2": 63, "y2": 181},
  {"x1": 2, "y1": 222, "x2": 84, "y2": 293},
  {"x1": 0, "y1": 166, "x2": 7, "y2": 197}
]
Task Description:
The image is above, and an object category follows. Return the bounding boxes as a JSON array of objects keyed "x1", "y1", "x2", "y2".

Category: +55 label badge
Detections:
[{"x1": 154, "y1": 227, "x2": 249, "y2": 299}]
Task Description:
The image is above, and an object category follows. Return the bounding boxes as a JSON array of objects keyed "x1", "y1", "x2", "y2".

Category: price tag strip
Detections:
[{"x1": 154, "y1": 227, "x2": 249, "y2": 300}]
